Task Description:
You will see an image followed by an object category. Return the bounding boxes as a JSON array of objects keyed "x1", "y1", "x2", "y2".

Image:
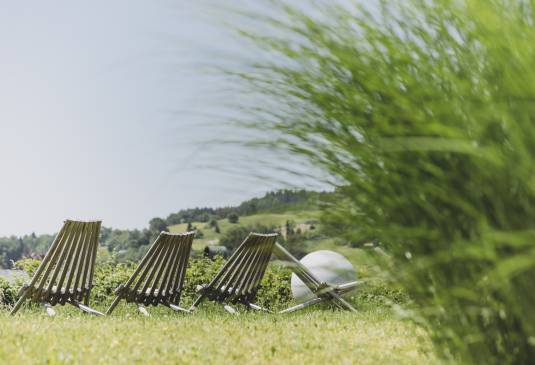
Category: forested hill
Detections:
[
  {"x1": 0, "y1": 189, "x2": 327, "y2": 268},
  {"x1": 163, "y1": 189, "x2": 325, "y2": 226}
]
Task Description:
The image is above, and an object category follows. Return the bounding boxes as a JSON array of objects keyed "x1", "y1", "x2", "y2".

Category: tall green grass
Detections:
[{"x1": 228, "y1": 1, "x2": 535, "y2": 363}]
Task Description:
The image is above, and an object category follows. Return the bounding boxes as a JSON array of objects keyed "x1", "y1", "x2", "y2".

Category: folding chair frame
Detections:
[
  {"x1": 273, "y1": 243, "x2": 360, "y2": 314},
  {"x1": 10, "y1": 220, "x2": 103, "y2": 316},
  {"x1": 106, "y1": 231, "x2": 195, "y2": 316},
  {"x1": 189, "y1": 233, "x2": 278, "y2": 314}
]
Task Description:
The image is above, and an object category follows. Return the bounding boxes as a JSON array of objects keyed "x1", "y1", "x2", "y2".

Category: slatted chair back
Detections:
[
  {"x1": 106, "y1": 231, "x2": 194, "y2": 314},
  {"x1": 191, "y1": 233, "x2": 277, "y2": 310},
  {"x1": 10, "y1": 220, "x2": 101, "y2": 315}
]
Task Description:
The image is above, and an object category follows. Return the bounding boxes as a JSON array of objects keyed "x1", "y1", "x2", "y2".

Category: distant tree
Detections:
[
  {"x1": 209, "y1": 219, "x2": 221, "y2": 234},
  {"x1": 186, "y1": 222, "x2": 193, "y2": 231},
  {"x1": 219, "y1": 226, "x2": 250, "y2": 251},
  {"x1": 220, "y1": 224, "x2": 276, "y2": 251},
  {"x1": 149, "y1": 217, "x2": 168, "y2": 233},
  {"x1": 198, "y1": 213, "x2": 211, "y2": 223},
  {"x1": 228, "y1": 213, "x2": 239, "y2": 224}
]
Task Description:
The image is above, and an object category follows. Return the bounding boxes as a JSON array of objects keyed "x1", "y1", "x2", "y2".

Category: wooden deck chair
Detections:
[
  {"x1": 10, "y1": 220, "x2": 103, "y2": 316},
  {"x1": 190, "y1": 233, "x2": 278, "y2": 314},
  {"x1": 106, "y1": 231, "x2": 194, "y2": 316},
  {"x1": 273, "y1": 243, "x2": 360, "y2": 314}
]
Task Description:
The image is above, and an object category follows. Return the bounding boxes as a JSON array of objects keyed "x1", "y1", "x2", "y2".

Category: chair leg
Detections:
[
  {"x1": 43, "y1": 302, "x2": 56, "y2": 317},
  {"x1": 106, "y1": 295, "x2": 122, "y2": 315},
  {"x1": 223, "y1": 304, "x2": 238, "y2": 315},
  {"x1": 329, "y1": 292, "x2": 358, "y2": 313},
  {"x1": 168, "y1": 304, "x2": 191, "y2": 314},
  {"x1": 189, "y1": 294, "x2": 205, "y2": 312},
  {"x1": 9, "y1": 291, "x2": 29, "y2": 315},
  {"x1": 137, "y1": 305, "x2": 150, "y2": 317},
  {"x1": 247, "y1": 303, "x2": 271, "y2": 313},
  {"x1": 68, "y1": 300, "x2": 105, "y2": 316},
  {"x1": 279, "y1": 297, "x2": 323, "y2": 314}
]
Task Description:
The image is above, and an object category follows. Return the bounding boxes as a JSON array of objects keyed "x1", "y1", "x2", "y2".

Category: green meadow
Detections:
[{"x1": 0, "y1": 309, "x2": 435, "y2": 365}]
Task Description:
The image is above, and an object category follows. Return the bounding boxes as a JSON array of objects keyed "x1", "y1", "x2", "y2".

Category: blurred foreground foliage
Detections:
[{"x1": 231, "y1": 0, "x2": 535, "y2": 363}]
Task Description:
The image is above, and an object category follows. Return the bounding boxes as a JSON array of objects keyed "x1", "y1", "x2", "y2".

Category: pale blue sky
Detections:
[{"x1": 0, "y1": 1, "x2": 324, "y2": 236}]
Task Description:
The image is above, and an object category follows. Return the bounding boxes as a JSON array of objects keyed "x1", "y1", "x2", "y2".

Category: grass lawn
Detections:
[{"x1": 0, "y1": 308, "x2": 435, "y2": 365}]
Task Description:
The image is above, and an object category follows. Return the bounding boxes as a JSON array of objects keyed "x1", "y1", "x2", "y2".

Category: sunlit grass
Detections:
[{"x1": 0, "y1": 309, "x2": 435, "y2": 365}]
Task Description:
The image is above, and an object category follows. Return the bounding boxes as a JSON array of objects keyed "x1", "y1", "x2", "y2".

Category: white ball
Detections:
[{"x1": 291, "y1": 250, "x2": 357, "y2": 302}]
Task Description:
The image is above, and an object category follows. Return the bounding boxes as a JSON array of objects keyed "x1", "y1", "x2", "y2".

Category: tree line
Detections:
[{"x1": 0, "y1": 189, "x2": 324, "y2": 268}]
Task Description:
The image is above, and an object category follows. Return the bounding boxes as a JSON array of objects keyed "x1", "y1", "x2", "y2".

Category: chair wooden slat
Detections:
[
  {"x1": 71, "y1": 222, "x2": 92, "y2": 300},
  {"x1": 33, "y1": 221, "x2": 74, "y2": 300},
  {"x1": 27, "y1": 222, "x2": 69, "y2": 297},
  {"x1": 138, "y1": 238, "x2": 169, "y2": 300},
  {"x1": 228, "y1": 236, "x2": 268, "y2": 300},
  {"x1": 243, "y1": 236, "x2": 274, "y2": 300},
  {"x1": 53, "y1": 222, "x2": 83, "y2": 304},
  {"x1": 172, "y1": 245, "x2": 187, "y2": 302},
  {"x1": 218, "y1": 242, "x2": 254, "y2": 297},
  {"x1": 130, "y1": 238, "x2": 167, "y2": 297},
  {"x1": 83, "y1": 222, "x2": 100, "y2": 304},
  {"x1": 213, "y1": 245, "x2": 248, "y2": 292},
  {"x1": 149, "y1": 238, "x2": 176, "y2": 297},
  {"x1": 64, "y1": 222, "x2": 88, "y2": 298},
  {"x1": 170, "y1": 235, "x2": 191, "y2": 304},
  {"x1": 228, "y1": 241, "x2": 261, "y2": 298},
  {"x1": 10, "y1": 220, "x2": 103, "y2": 316},
  {"x1": 161, "y1": 236, "x2": 181, "y2": 297},
  {"x1": 106, "y1": 231, "x2": 194, "y2": 315},
  {"x1": 158, "y1": 236, "x2": 180, "y2": 297}
]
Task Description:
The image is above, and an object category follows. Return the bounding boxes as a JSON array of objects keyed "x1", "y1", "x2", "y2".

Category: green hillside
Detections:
[
  {"x1": 169, "y1": 211, "x2": 321, "y2": 250},
  {"x1": 168, "y1": 209, "x2": 378, "y2": 279}
]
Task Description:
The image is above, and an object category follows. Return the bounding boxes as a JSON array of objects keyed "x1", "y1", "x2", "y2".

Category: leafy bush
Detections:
[
  {"x1": 255, "y1": 263, "x2": 292, "y2": 309},
  {"x1": 13, "y1": 258, "x2": 40, "y2": 277},
  {"x1": 92, "y1": 261, "x2": 136, "y2": 305},
  {"x1": 230, "y1": 1, "x2": 535, "y2": 363},
  {"x1": 7, "y1": 256, "x2": 294, "y2": 310},
  {"x1": 227, "y1": 213, "x2": 239, "y2": 224},
  {"x1": 0, "y1": 278, "x2": 18, "y2": 307}
]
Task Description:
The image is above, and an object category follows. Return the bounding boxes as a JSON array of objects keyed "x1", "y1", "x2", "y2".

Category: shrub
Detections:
[
  {"x1": 92, "y1": 261, "x2": 135, "y2": 305},
  {"x1": 7, "y1": 256, "x2": 294, "y2": 310},
  {"x1": 13, "y1": 258, "x2": 40, "y2": 277},
  {"x1": 255, "y1": 263, "x2": 292, "y2": 309},
  {"x1": 0, "y1": 278, "x2": 18, "y2": 307},
  {"x1": 227, "y1": 213, "x2": 239, "y2": 224}
]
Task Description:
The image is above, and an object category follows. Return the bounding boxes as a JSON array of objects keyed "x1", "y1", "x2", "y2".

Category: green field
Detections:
[{"x1": 0, "y1": 308, "x2": 435, "y2": 365}]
